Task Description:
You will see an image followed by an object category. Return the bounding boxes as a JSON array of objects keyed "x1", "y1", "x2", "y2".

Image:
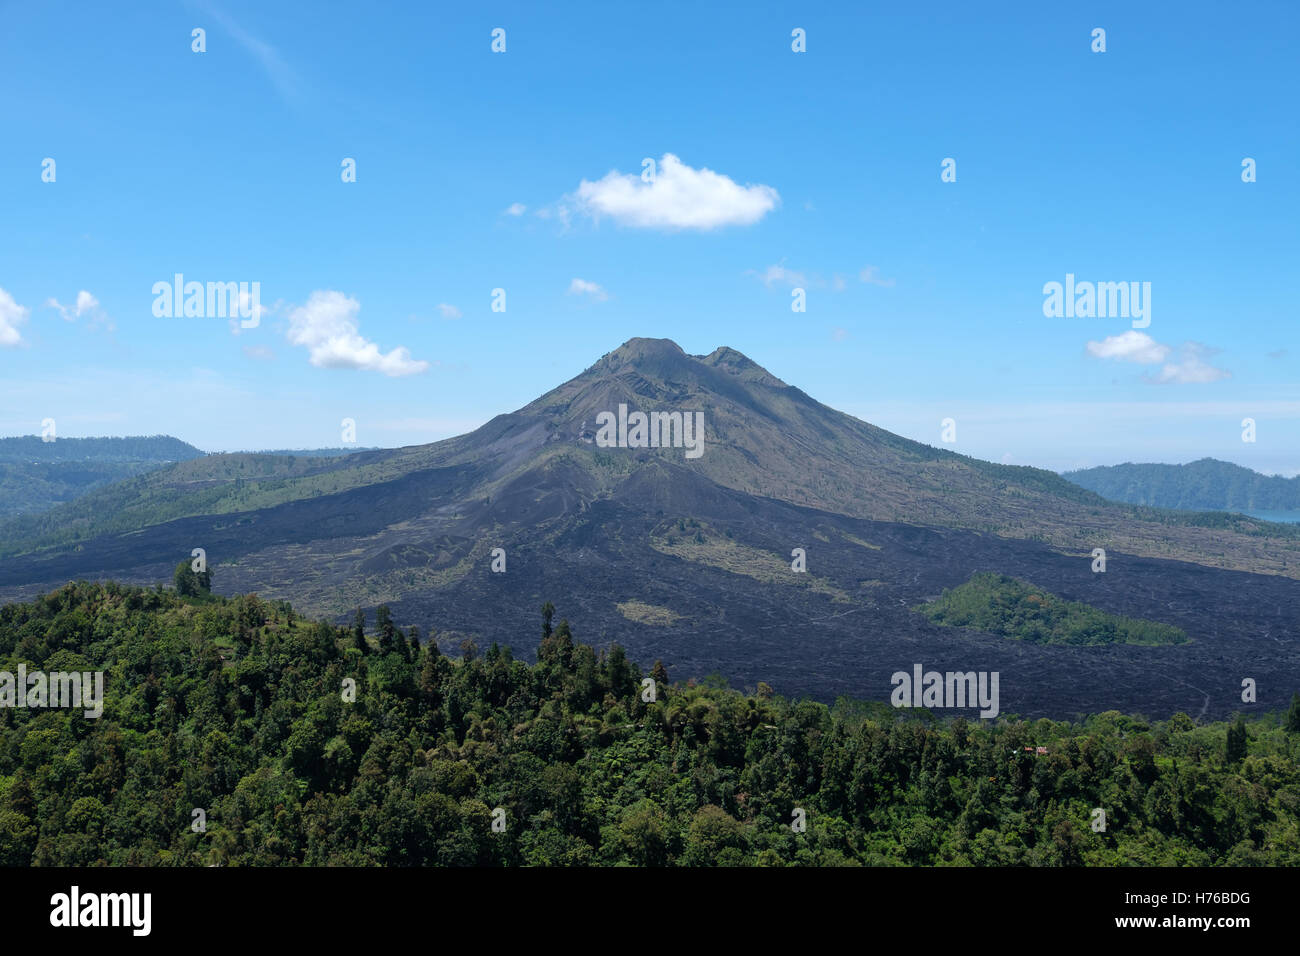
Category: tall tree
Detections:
[
  {"x1": 538, "y1": 604, "x2": 574, "y2": 669},
  {"x1": 376, "y1": 605, "x2": 396, "y2": 653},
  {"x1": 352, "y1": 608, "x2": 367, "y2": 653},
  {"x1": 1226, "y1": 715, "x2": 1248, "y2": 763},
  {"x1": 172, "y1": 560, "x2": 210, "y2": 596},
  {"x1": 172, "y1": 560, "x2": 197, "y2": 596},
  {"x1": 605, "y1": 644, "x2": 633, "y2": 697}
]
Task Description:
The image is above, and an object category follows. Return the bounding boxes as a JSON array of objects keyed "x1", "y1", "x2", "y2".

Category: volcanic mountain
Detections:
[{"x1": 1, "y1": 338, "x2": 1296, "y2": 719}]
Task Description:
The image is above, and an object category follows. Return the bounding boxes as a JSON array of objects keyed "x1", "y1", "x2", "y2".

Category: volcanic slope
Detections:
[{"x1": 0, "y1": 338, "x2": 1295, "y2": 718}]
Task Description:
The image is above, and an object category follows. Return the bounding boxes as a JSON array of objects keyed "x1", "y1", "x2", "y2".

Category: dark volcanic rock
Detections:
[{"x1": 1, "y1": 340, "x2": 1296, "y2": 722}]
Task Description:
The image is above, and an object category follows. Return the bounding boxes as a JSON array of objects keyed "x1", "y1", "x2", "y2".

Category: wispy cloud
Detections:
[
  {"x1": 749, "y1": 263, "x2": 807, "y2": 289},
  {"x1": 227, "y1": 292, "x2": 274, "y2": 337},
  {"x1": 1148, "y1": 344, "x2": 1232, "y2": 385},
  {"x1": 567, "y1": 278, "x2": 609, "y2": 301},
  {"x1": 195, "y1": 1, "x2": 302, "y2": 102},
  {"x1": 45, "y1": 290, "x2": 96, "y2": 321},
  {"x1": 751, "y1": 263, "x2": 882, "y2": 292},
  {"x1": 436, "y1": 303, "x2": 462, "y2": 319},
  {"x1": 503, "y1": 203, "x2": 526, "y2": 216},
  {"x1": 859, "y1": 265, "x2": 896, "y2": 288},
  {"x1": 46, "y1": 289, "x2": 115, "y2": 332}
]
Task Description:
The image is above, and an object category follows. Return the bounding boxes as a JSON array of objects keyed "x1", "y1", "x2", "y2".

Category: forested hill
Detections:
[
  {"x1": 0, "y1": 435, "x2": 206, "y2": 519},
  {"x1": 0, "y1": 435, "x2": 203, "y2": 463},
  {"x1": 2, "y1": 581, "x2": 1297, "y2": 866},
  {"x1": 1064, "y1": 458, "x2": 1300, "y2": 511}
]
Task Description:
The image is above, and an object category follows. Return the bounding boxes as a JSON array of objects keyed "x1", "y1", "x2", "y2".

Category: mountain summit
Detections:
[
  {"x1": 0, "y1": 338, "x2": 1295, "y2": 718},
  {"x1": 2, "y1": 335, "x2": 1295, "y2": 584},
  {"x1": 416, "y1": 337, "x2": 1106, "y2": 530}
]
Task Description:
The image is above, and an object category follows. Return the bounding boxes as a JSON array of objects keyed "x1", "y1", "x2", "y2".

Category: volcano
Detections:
[{"x1": 1, "y1": 337, "x2": 1296, "y2": 719}]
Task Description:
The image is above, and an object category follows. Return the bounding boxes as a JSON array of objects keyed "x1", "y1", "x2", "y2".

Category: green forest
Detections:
[
  {"x1": 1066, "y1": 457, "x2": 1300, "y2": 512},
  {"x1": 0, "y1": 435, "x2": 204, "y2": 520},
  {"x1": 1, "y1": 580, "x2": 1297, "y2": 866},
  {"x1": 918, "y1": 572, "x2": 1189, "y2": 646}
]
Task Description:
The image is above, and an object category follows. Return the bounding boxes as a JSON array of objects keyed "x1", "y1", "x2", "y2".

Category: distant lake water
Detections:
[{"x1": 1244, "y1": 510, "x2": 1300, "y2": 524}]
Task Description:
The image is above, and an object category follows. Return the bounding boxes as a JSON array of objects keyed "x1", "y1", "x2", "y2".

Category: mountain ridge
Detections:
[
  {"x1": 1, "y1": 339, "x2": 1297, "y2": 573},
  {"x1": 0, "y1": 338, "x2": 1296, "y2": 719}
]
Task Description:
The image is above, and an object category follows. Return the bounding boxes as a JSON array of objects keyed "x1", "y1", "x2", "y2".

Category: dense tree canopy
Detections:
[{"x1": 0, "y1": 581, "x2": 1296, "y2": 866}]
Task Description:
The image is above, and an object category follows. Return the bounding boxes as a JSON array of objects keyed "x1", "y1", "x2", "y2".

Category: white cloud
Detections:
[
  {"x1": 285, "y1": 291, "x2": 429, "y2": 376},
  {"x1": 45, "y1": 289, "x2": 113, "y2": 330},
  {"x1": 831, "y1": 327, "x2": 849, "y2": 342},
  {"x1": 1149, "y1": 345, "x2": 1232, "y2": 385},
  {"x1": 242, "y1": 345, "x2": 275, "y2": 361},
  {"x1": 859, "y1": 266, "x2": 896, "y2": 288},
  {"x1": 1086, "y1": 331, "x2": 1171, "y2": 364},
  {"x1": 1086, "y1": 332, "x2": 1229, "y2": 384},
  {"x1": 570, "y1": 153, "x2": 778, "y2": 230},
  {"x1": 567, "y1": 278, "x2": 609, "y2": 301},
  {"x1": 437, "y1": 303, "x2": 462, "y2": 320},
  {"x1": 504, "y1": 203, "x2": 527, "y2": 216},
  {"x1": 0, "y1": 288, "x2": 28, "y2": 347}
]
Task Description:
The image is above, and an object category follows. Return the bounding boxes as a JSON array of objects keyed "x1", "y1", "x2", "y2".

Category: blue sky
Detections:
[{"x1": 1, "y1": 0, "x2": 1297, "y2": 474}]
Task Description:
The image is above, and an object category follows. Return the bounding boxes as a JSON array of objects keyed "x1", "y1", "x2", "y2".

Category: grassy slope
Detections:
[{"x1": 917, "y1": 572, "x2": 1189, "y2": 646}]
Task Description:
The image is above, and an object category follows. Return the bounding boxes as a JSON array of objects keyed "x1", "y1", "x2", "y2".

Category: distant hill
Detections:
[
  {"x1": 0, "y1": 438, "x2": 374, "y2": 518},
  {"x1": 1064, "y1": 458, "x2": 1300, "y2": 512},
  {"x1": 0, "y1": 434, "x2": 203, "y2": 463},
  {"x1": 0, "y1": 435, "x2": 205, "y2": 518},
  {"x1": 226, "y1": 447, "x2": 380, "y2": 458}
]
